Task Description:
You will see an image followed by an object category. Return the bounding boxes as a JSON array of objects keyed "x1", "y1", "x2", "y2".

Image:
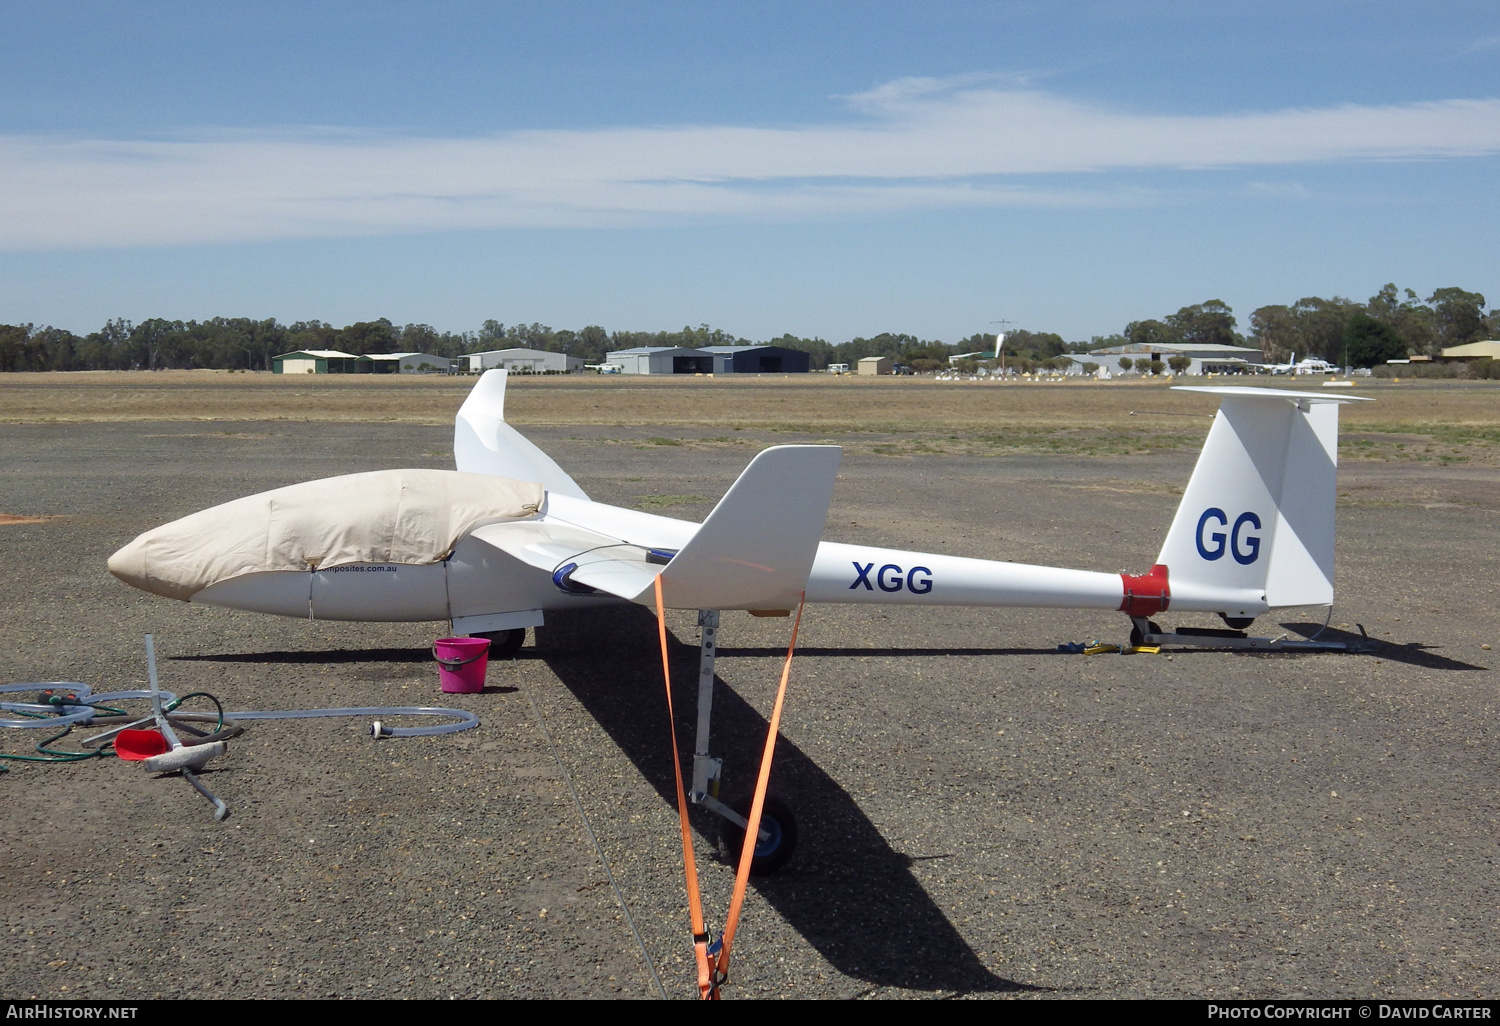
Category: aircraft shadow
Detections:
[
  {"x1": 715, "y1": 646, "x2": 1063, "y2": 658},
  {"x1": 1279, "y1": 622, "x2": 1488, "y2": 671},
  {"x1": 173, "y1": 648, "x2": 434, "y2": 665},
  {"x1": 535, "y1": 606, "x2": 1039, "y2": 995}
]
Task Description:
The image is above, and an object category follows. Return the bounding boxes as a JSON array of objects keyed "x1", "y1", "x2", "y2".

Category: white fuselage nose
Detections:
[{"x1": 106, "y1": 468, "x2": 572, "y2": 621}]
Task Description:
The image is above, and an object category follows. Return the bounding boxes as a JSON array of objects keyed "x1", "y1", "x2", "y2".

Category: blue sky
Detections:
[{"x1": 2, "y1": 2, "x2": 1497, "y2": 342}]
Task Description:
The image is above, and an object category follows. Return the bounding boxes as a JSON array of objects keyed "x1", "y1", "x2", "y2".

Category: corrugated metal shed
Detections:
[
  {"x1": 272, "y1": 350, "x2": 361, "y2": 374},
  {"x1": 466, "y1": 348, "x2": 583, "y2": 374},
  {"x1": 603, "y1": 347, "x2": 715, "y2": 374},
  {"x1": 699, "y1": 345, "x2": 810, "y2": 374}
]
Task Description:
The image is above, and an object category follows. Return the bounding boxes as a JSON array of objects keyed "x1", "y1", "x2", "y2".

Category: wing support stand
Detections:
[
  {"x1": 1128, "y1": 616, "x2": 1352, "y2": 652},
  {"x1": 688, "y1": 610, "x2": 766, "y2": 839}
]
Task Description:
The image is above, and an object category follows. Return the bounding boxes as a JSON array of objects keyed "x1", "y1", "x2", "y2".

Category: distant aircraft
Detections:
[
  {"x1": 1267, "y1": 352, "x2": 1298, "y2": 374},
  {"x1": 1293, "y1": 357, "x2": 1338, "y2": 375},
  {"x1": 109, "y1": 371, "x2": 1369, "y2": 868}
]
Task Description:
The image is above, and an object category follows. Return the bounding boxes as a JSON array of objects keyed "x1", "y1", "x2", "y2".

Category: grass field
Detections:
[{"x1": 1, "y1": 370, "x2": 1497, "y2": 465}]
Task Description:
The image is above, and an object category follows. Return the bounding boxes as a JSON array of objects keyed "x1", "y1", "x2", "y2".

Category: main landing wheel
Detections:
[
  {"x1": 475, "y1": 628, "x2": 526, "y2": 658},
  {"x1": 720, "y1": 795, "x2": 798, "y2": 875}
]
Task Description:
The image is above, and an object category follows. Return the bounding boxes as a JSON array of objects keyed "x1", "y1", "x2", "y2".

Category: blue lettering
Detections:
[
  {"x1": 907, "y1": 566, "x2": 933, "y2": 595},
  {"x1": 1231, "y1": 512, "x2": 1261, "y2": 565},
  {"x1": 877, "y1": 564, "x2": 904, "y2": 592},
  {"x1": 850, "y1": 562, "x2": 875, "y2": 590},
  {"x1": 1196, "y1": 508, "x2": 1228, "y2": 561}
]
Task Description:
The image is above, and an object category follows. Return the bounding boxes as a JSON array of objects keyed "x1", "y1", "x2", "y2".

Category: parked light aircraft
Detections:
[{"x1": 108, "y1": 370, "x2": 1369, "y2": 867}]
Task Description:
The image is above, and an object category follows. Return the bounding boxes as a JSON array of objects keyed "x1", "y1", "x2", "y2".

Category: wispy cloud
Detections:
[{"x1": 2, "y1": 75, "x2": 1499, "y2": 250}]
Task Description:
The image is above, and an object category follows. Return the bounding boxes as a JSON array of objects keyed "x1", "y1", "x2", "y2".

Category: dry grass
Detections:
[{"x1": 2, "y1": 370, "x2": 1497, "y2": 464}]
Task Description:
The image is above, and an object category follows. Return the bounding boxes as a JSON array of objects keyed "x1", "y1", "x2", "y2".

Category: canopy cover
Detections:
[{"x1": 109, "y1": 469, "x2": 544, "y2": 601}]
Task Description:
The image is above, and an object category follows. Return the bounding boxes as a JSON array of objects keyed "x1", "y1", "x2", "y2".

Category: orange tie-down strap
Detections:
[{"x1": 653, "y1": 576, "x2": 805, "y2": 1000}]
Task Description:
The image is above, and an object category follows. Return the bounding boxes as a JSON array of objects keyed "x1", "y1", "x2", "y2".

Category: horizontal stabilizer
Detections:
[
  {"x1": 1171, "y1": 385, "x2": 1372, "y2": 406},
  {"x1": 454, "y1": 369, "x2": 590, "y2": 499},
  {"x1": 469, "y1": 445, "x2": 842, "y2": 609},
  {"x1": 655, "y1": 445, "x2": 842, "y2": 610}
]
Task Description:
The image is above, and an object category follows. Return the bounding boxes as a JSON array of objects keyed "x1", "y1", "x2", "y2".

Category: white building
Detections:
[
  {"x1": 465, "y1": 348, "x2": 584, "y2": 374},
  {"x1": 1080, "y1": 342, "x2": 1265, "y2": 376},
  {"x1": 363, "y1": 352, "x2": 453, "y2": 374},
  {"x1": 603, "y1": 347, "x2": 715, "y2": 375}
]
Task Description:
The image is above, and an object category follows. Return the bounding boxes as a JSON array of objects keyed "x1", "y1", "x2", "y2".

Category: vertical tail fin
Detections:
[
  {"x1": 453, "y1": 369, "x2": 591, "y2": 499},
  {"x1": 1155, "y1": 387, "x2": 1370, "y2": 615}
]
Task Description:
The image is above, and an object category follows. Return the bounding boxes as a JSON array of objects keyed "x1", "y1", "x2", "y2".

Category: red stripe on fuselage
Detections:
[{"x1": 1119, "y1": 563, "x2": 1170, "y2": 616}]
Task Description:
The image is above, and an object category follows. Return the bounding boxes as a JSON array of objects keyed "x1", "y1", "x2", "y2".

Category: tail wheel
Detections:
[
  {"x1": 1129, "y1": 621, "x2": 1162, "y2": 647},
  {"x1": 720, "y1": 795, "x2": 797, "y2": 875},
  {"x1": 475, "y1": 628, "x2": 526, "y2": 658}
]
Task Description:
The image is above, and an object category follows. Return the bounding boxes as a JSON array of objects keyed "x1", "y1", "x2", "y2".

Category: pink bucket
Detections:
[{"x1": 433, "y1": 637, "x2": 490, "y2": 693}]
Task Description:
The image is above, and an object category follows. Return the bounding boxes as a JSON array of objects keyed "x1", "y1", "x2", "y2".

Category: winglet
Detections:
[
  {"x1": 649, "y1": 445, "x2": 842, "y2": 610},
  {"x1": 453, "y1": 369, "x2": 590, "y2": 498}
]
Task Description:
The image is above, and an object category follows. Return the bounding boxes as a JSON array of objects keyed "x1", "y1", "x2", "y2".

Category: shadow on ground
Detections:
[
  {"x1": 173, "y1": 647, "x2": 434, "y2": 665},
  {"x1": 536, "y1": 606, "x2": 1039, "y2": 995},
  {"x1": 1280, "y1": 622, "x2": 1488, "y2": 671},
  {"x1": 715, "y1": 646, "x2": 1064, "y2": 658}
]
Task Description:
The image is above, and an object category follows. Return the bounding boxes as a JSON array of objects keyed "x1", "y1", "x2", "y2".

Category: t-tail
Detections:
[
  {"x1": 1138, "y1": 386, "x2": 1372, "y2": 622},
  {"x1": 806, "y1": 385, "x2": 1369, "y2": 626}
]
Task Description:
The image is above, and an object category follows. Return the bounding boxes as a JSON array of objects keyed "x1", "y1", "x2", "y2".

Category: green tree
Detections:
[
  {"x1": 339, "y1": 319, "x2": 399, "y2": 355},
  {"x1": 1366, "y1": 284, "x2": 1436, "y2": 356},
  {"x1": 285, "y1": 320, "x2": 340, "y2": 355},
  {"x1": 399, "y1": 323, "x2": 442, "y2": 354},
  {"x1": 0, "y1": 324, "x2": 30, "y2": 372},
  {"x1": 1001, "y1": 329, "x2": 1065, "y2": 361},
  {"x1": 1289, "y1": 297, "x2": 1361, "y2": 363},
  {"x1": 1167, "y1": 300, "x2": 1237, "y2": 347},
  {"x1": 1167, "y1": 355, "x2": 1192, "y2": 374},
  {"x1": 1343, "y1": 312, "x2": 1407, "y2": 368},
  {"x1": 1427, "y1": 287, "x2": 1489, "y2": 350},
  {"x1": 1124, "y1": 319, "x2": 1177, "y2": 349},
  {"x1": 1249, "y1": 305, "x2": 1297, "y2": 362}
]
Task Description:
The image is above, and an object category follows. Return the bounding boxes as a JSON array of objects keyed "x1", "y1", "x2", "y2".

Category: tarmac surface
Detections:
[{"x1": 1, "y1": 417, "x2": 1496, "y2": 999}]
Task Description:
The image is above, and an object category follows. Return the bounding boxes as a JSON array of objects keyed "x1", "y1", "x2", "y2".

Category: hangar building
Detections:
[
  {"x1": 700, "y1": 345, "x2": 810, "y2": 374},
  {"x1": 466, "y1": 348, "x2": 584, "y2": 374},
  {"x1": 604, "y1": 345, "x2": 810, "y2": 374},
  {"x1": 273, "y1": 351, "x2": 451, "y2": 374},
  {"x1": 272, "y1": 350, "x2": 362, "y2": 374},
  {"x1": 1081, "y1": 342, "x2": 1265, "y2": 376},
  {"x1": 363, "y1": 352, "x2": 452, "y2": 374},
  {"x1": 604, "y1": 347, "x2": 716, "y2": 374}
]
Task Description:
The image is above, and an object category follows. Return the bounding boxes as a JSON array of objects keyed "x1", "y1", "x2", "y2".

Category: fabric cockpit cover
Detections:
[{"x1": 110, "y1": 469, "x2": 544, "y2": 601}]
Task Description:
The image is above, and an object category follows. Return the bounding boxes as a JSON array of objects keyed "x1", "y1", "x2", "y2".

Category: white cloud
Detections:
[
  {"x1": 1244, "y1": 180, "x2": 1312, "y2": 199},
  {"x1": 2, "y1": 76, "x2": 1499, "y2": 249}
]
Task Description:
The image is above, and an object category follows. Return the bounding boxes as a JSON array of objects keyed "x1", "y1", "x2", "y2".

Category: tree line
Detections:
[{"x1": 0, "y1": 282, "x2": 1492, "y2": 373}]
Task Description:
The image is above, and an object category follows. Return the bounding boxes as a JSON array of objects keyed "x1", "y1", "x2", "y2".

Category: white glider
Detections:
[
  {"x1": 109, "y1": 371, "x2": 1368, "y2": 643},
  {"x1": 107, "y1": 370, "x2": 1369, "y2": 869}
]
